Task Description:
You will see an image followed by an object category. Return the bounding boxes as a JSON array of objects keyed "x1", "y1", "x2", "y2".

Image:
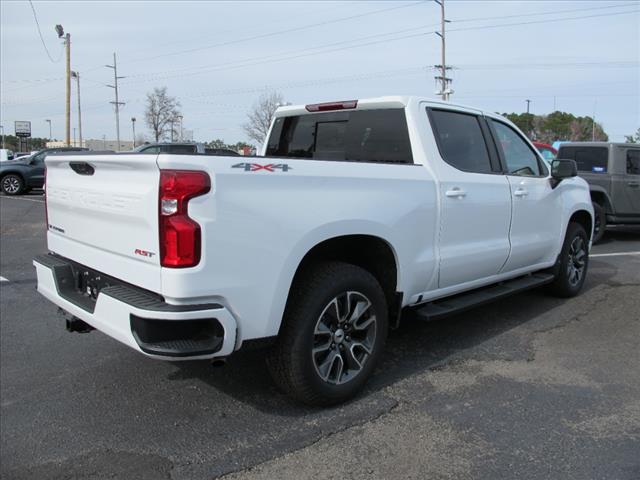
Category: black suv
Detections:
[{"x1": 0, "y1": 147, "x2": 88, "y2": 195}]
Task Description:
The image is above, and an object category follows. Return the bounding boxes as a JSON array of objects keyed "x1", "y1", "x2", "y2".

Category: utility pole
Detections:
[
  {"x1": 525, "y1": 99, "x2": 532, "y2": 139},
  {"x1": 45, "y1": 119, "x2": 52, "y2": 140},
  {"x1": 131, "y1": 117, "x2": 136, "y2": 147},
  {"x1": 71, "y1": 71, "x2": 83, "y2": 147},
  {"x1": 106, "y1": 53, "x2": 125, "y2": 151},
  {"x1": 434, "y1": 0, "x2": 452, "y2": 101},
  {"x1": 73, "y1": 127, "x2": 77, "y2": 147},
  {"x1": 56, "y1": 25, "x2": 71, "y2": 146},
  {"x1": 177, "y1": 115, "x2": 183, "y2": 141},
  {"x1": 592, "y1": 100, "x2": 597, "y2": 141}
]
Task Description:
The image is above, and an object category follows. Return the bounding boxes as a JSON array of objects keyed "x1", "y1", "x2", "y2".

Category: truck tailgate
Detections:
[{"x1": 45, "y1": 154, "x2": 162, "y2": 293}]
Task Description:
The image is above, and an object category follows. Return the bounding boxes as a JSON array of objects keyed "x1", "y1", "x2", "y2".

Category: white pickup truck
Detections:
[{"x1": 35, "y1": 96, "x2": 593, "y2": 405}]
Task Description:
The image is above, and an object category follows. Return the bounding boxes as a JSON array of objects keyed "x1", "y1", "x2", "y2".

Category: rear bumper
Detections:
[{"x1": 33, "y1": 254, "x2": 237, "y2": 360}]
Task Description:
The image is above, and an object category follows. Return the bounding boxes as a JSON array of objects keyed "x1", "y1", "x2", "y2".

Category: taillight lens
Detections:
[{"x1": 159, "y1": 170, "x2": 210, "y2": 268}]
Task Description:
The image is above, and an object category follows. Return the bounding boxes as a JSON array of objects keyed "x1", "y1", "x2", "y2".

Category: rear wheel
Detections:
[
  {"x1": 267, "y1": 261, "x2": 388, "y2": 406},
  {"x1": 591, "y1": 202, "x2": 606, "y2": 244},
  {"x1": 1, "y1": 174, "x2": 25, "y2": 195},
  {"x1": 548, "y1": 222, "x2": 589, "y2": 298}
]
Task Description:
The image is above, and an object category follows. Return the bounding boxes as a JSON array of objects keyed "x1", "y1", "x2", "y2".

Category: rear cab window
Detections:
[
  {"x1": 266, "y1": 109, "x2": 413, "y2": 164},
  {"x1": 427, "y1": 109, "x2": 495, "y2": 174},
  {"x1": 558, "y1": 146, "x2": 609, "y2": 173}
]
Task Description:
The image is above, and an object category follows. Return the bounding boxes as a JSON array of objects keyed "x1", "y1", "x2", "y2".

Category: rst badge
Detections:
[
  {"x1": 134, "y1": 249, "x2": 156, "y2": 258},
  {"x1": 232, "y1": 163, "x2": 292, "y2": 172}
]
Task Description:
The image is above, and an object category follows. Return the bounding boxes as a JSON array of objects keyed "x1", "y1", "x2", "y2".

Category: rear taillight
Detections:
[{"x1": 159, "y1": 170, "x2": 210, "y2": 268}]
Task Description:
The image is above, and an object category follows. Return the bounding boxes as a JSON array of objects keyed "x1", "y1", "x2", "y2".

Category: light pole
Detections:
[
  {"x1": 45, "y1": 119, "x2": 52, "y2": 141},
  {"x1": 71, "y1": 71, "x2": 82, "y2": 147},
  {"x1": 55, "y1": 25, "x2": 71, "y2": 146},
  {"x1": 131, "y1": 117, "x2": 136, "y2": 147},
  {"x1": 73, "y1": 127, "x2": 76, "y2": 147}
]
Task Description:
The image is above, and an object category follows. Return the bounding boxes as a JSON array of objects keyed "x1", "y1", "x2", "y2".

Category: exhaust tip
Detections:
[{"x1": 211, "y1": 358, "x2": 227, "y2": 368}]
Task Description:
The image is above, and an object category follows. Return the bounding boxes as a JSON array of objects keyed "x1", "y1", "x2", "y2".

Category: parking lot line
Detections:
[
  {"x1": 590, "y1": 251, "x2": 640, "y2": 258},
  {"x1": 0, "y1": 196, "x2": 44, "y2": 203},
  {"x1": 0, "y1": 276, "x2": 8, "y2": 282}
]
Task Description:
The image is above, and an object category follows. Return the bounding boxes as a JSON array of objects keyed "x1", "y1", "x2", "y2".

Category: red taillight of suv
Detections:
[{"x1": 158, "y1": 170, "x2": 211, "y2": 268}]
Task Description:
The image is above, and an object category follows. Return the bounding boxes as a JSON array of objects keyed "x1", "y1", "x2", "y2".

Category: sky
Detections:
[{"x1": 1, "y1": 0, "x2": 639, "y2": 145}]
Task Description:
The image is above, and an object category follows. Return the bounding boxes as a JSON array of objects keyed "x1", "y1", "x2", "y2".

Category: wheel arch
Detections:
[
  {"x1": 589, "y1": 186, "x2": 613, "y2": 213},
  {"x1": 569, "y1": 209, "x2": 593, "y2": 243},
  {"x1": 282, "y1": 234, "x2": 402, "y2": 333}
]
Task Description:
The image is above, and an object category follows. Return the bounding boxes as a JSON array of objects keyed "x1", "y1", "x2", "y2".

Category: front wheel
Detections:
[
  {"x1": 548, "y1": 222, "x2": 589, "y2": 298},
  {"x1": 1, "y1": 174, "x2": 25, "y2": 195},
  {"x1": 267, "y1": 262, "x2": 388, "y2": 406}
]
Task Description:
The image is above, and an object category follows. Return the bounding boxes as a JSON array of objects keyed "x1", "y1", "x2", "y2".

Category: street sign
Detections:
[{"x1": 15, "y1": 121, "x2": 31, "y2": 138}]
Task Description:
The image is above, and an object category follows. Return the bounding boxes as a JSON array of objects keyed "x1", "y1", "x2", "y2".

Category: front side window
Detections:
[
  {"x1": 491, "y1": 121, "x2": 541, "y2": 176},
  {"x1": 429, "y1": 109, "x2": 492, "y2": 174},
  {"x1": 266, "y1": 109, "x2": 413, "y2": 164},
  {"x1": 628, "y1": 149, "x2": 640, "y2": 175},
  {"x1": 141, "y1": 146, "x2": 160, "y2": 154}
]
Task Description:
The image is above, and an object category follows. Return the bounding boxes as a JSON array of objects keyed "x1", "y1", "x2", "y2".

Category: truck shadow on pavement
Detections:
[{"x1": 168, "y1": 264, "x2": 615, "y2": 415}]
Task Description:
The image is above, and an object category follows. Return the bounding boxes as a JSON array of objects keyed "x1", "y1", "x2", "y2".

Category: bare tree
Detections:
[
  {"x1": 145, "y1": 87, "x2": 181, "y2": 142},
  {"x1": 243, "y1": 91, "x2": 285, "y2": 145}
]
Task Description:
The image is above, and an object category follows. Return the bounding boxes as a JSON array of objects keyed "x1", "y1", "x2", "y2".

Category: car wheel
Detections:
[
  {"x1": 267, "y1": 261, "x2": 388, "y2": 406},
  {"x1": 548, "y1": 222, "x2": 589, "y2": 298},
  {"x1": 1, "y1": 174, "x2": 25, "y2": 195},
  {"x1": 591, "y1": 202, "x2": 605, "y2": 244}
]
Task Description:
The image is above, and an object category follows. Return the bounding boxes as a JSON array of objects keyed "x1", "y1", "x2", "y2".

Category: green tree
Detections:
[{"x1": 624, "y1": 128, "x2": 640, "y2": 143}]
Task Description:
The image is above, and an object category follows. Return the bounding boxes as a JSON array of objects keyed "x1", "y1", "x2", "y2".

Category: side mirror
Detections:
[{"x1": 550, "y1": 159, "x2": 577, "y2": 188}]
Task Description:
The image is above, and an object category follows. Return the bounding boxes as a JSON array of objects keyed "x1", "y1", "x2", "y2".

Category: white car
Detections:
[
  {"x1": 34, "y1": 96, "x2": 593, "y2": 405},
  {"x1": 0, "y1": 148, "x2": 15, "y2": 162}
]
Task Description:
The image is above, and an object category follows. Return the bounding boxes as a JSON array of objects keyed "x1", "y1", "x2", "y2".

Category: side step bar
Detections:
[{"x1": 412, "y1": 273, "x2": 555, "y2": 321}]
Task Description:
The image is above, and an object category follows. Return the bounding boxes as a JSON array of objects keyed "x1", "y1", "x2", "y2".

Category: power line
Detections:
[
  {"x1": 115, "y1": 8, "x2": 638, "y2": 86},
  {"x1": 27, "y1": 0, "x2": 62, "y2": 63},
  {"x1": 120, "y1": 1, "x2": 427, "y2": 64},
  {"x1": 452, "y1": 2, "x2": 633, "y2": 23},
  {"x1": 6, "y1": 5, "x2": 637, "y2": 90}
]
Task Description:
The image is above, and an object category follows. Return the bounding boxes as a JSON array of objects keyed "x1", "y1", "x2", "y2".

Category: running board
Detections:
[{"x1": 412, "y1": 273, "x2": 555, "y2": 321}]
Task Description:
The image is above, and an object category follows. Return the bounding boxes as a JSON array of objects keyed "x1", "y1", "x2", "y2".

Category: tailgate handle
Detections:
[{"x1": 69, "y1": 162, "x2": 95, "y2": 176}]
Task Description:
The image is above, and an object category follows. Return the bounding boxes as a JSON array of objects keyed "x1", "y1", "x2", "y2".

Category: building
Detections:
[{"x1": 46, "y1": 139, "x2": 134, "y2": 151}]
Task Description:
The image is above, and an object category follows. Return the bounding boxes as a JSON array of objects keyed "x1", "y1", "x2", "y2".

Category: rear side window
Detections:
[
  {"x1": 266, "y1": 109, "x2": 413, "y2": 164},
  {"x1": 627, "y1": 149, "x2": 640, "y2": 174},
  {"x1": 558, "y1": 146, "x2": 608, "y2": 173},
  {"x1": 429, "y1": 109, "x2": 492, "y2": 174}
]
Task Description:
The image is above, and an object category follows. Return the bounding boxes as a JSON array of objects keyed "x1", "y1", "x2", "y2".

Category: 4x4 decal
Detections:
[{"x1": 232, "y1": 162, "x2": 292, "y2": 172}]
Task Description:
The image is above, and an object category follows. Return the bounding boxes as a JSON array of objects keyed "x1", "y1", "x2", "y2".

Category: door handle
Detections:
[
  {"x1": 628, "y1": 182, "x2": 639, "y2": 188},
  {"x1": 445, "y1": 187, "x2": 466, "y2": 198},
  {"x1": 514, "y1": 188, "x2": 529, "y2": 197}
]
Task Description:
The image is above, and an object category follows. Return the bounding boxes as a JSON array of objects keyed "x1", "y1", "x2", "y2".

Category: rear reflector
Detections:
[
  {"x1": 159, "y1": 170, "x2": 210, "y2": 268},
  {"x1": 305, "y1": 100, "x2": 358, "y2": 112}
]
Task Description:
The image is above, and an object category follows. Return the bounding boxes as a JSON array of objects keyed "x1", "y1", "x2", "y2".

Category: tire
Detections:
[
  {"x1": 548, "y1": 222, "x2": 589, "y2": 298},
  {"x1": 267, "y1": 261, "x2": 388, "y2": 406},
  {"x1": 1, "y1": 174, "x2": 25, "y2": 195},
  {"x1": 591, "y1": 202, "x2": 606, "y2": 244}
]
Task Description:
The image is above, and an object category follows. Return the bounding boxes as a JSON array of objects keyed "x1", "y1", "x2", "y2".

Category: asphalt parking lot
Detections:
[{"x1": 1, "y1": 192, "x2": 639, "y2": 480}]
